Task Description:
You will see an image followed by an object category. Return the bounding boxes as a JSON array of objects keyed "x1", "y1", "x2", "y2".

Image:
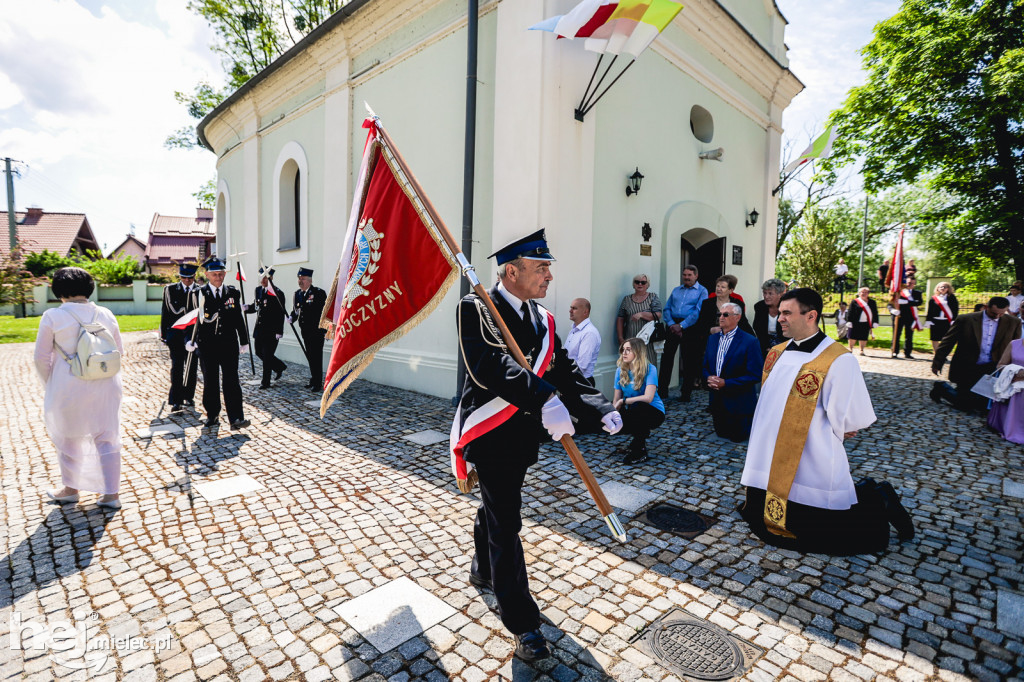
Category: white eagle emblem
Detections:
[{"x1": 343, "y1": 218, "x2": 383, "y2": 308}]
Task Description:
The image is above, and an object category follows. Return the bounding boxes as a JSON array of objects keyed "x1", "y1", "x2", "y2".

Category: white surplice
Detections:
[
  {"x1": 741, "y1": 336, "x2": 875, "y2": 510},
  {"x1": 33, "y1": 302, "x2": 124, "y2": 494}
]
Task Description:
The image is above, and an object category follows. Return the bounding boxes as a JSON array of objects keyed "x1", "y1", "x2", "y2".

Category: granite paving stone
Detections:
[{"x1": 0, "y1": 334, "x2": 1020, "y2": 680}]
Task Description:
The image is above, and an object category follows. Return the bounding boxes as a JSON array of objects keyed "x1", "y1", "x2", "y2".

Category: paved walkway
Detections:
[{"x1": 0, "y1": 332, "x2": 1022, "y2": 681}]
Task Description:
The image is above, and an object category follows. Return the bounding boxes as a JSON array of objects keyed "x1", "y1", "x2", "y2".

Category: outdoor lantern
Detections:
[
  {"x1": 745, "y1": 209, "x2": 759, "y2": 228},
  {"x1": 626, "y1": 167, "x2": 644, "y2": 197}
]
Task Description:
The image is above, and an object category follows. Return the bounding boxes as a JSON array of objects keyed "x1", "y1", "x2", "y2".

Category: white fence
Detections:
[{"x1": 1, "y1": 281, "x2": 166, "y2": 317}]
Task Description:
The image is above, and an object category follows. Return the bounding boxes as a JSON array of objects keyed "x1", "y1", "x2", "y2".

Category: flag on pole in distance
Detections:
[
  {"x1": 172, "y1": 308, "x2": 199, "y2": 329},
  {"x1": 319, "y1": 116, "x2": 459, "y2": 417},
  {"x1": 886, "y1": 226, "x2": 906, "y2": 294},
  {"x1": 782, "y1": 126, "x2": 838, "y2": 176}
]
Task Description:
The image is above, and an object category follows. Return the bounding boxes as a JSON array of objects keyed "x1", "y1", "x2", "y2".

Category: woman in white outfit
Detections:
[{"x1": 33, "y1": 267, "x2": 123, "y2": 509}]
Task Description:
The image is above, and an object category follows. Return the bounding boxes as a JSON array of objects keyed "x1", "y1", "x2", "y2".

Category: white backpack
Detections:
[{"x1": 55, "y1": 307, "x2": 121, "y2": 380}]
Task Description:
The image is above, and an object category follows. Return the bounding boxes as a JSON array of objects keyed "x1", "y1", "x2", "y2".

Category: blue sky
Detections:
[{"x1": 0, "y1": 0, "x2": 901, "y2": 253}]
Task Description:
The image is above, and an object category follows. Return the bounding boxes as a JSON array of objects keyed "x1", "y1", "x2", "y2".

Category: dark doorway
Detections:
[{"x1": 680, "y1": 236, "x2": 725, "y2": 291}]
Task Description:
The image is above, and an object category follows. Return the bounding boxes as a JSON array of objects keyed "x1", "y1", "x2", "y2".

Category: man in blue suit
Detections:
[{"x1": 702, "y1": 302, "x2": 762, "y2": 441}]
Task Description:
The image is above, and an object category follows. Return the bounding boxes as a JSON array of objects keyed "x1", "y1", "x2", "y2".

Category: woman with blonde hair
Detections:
[
  {"x1": 613, "y1": 337, "x2": 665, "y2": 465},
  {"x1": 925, "y1": 281, "x2": 958, "y2": 353},
  {"x1": 34, "y1": 267, "x2": 124, "y2": 509}
]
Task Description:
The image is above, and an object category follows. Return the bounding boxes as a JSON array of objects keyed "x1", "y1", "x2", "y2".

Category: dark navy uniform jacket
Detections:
[
  {"x1": 160, "y1": 282, "x2": 198, "y2": 341},
  {"x1": 196, "y1": 284, "x2": 249, "y2": 347},
  {"x1": 292, "y1": 286, "x2": 328, "y2": 335},
  {"x1": 251, "y1": 284, "x2": 287, "y2": 337}
]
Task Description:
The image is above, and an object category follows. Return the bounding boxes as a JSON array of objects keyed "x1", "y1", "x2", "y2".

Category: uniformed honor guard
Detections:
[
  {"x1": 288, "y1": 267, "x2": 328, "y2": 391},
  {"x1": 245, "y1": 268, "x2": 287, "y2": 389},
  {"x1": 186, "y1": 257, "x2": 251, "y2": 429},
  {"x1": 452, "y1": 230, "x2": 621, "y2": 661},
  {"x1": 160, "y1": 262, "x2": 199, "y2": 412}
]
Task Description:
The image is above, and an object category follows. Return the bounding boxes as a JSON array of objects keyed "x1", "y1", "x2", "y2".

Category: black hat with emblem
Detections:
[
  {"x1": 488, "y1": 229, "x2": 556, "y2": 266},
  {"x1": 203, "y1": 256, "x2": 226, "y2": 272},
  {"x1": 297, "y1": 267, "x2": 314, "y2": 277},
  {"x1": 178, "y1": 262, "x2": 198, "y2": 278}
]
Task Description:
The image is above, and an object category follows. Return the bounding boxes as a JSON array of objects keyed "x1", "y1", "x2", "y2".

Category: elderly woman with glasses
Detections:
[{"x1": 616, "y1": 273, "x2": 662, "y2": 363}]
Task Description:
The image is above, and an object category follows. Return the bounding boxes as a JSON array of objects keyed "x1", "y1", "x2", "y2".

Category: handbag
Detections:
[
  {"x1": 970, "y1": 372, "x2": 999, "y2": 400},
  {"x1": 650, "y1": 320, "x2": 667, "y2": 342}
]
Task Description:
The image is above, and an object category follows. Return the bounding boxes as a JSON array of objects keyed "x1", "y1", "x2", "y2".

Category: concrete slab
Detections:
[
  {"x1": 244, "y1": 379, "x2": 263, "y2": 386},
  {"x1": 998, "y1": 590, "x2": 1024, "y2": 637},
  {"x1": 304, "y1": 400, "x2": 321, "y2": 407},
  {"x1": 335, "y1": 577, "x2": 457, "y2": 653},
  {"x1": 403, "y1": 430, "x2": 449, "y2": 446},
  {"x1": 1003, "y1": 479, "x2": 1024, "y2": 499},
  {"x1": 596, "y1": 480, "x2": 662, "y2": 512},
  {"x1": 134, "y1": 424, "x2": 184, "y2": 438},
  {"x1": 194, "y1": 474, "x2": 264, "y2": 501}
]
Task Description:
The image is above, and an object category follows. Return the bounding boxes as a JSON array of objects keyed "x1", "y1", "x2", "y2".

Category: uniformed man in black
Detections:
[
  {"x1": 160, "y1": 262, "x2": 199, "y2": 412},
  {"x1": 454, "y1": 230, "x2": 621, "y2": 661},
  {"x1": 245, "y1": 267, "x2": 287, "y2": 389},
  {"x1": 187, "y1": 257, "x2": 250, "y2": 429},
  {"x1": 288, "y1": 267, "x2": 328, "y2": 391},
  {"x1": 893, "y1": 276, "x2": 924, "y2": 359}
]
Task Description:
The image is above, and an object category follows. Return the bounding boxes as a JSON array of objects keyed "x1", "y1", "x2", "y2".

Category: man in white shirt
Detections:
[
  {"x1": 565, "y1": 298, "x2": 601, "y2": 384},
  {"x1": 739, "y1": 288, "x2": 913, "y2": 554},
  {"x1": 1007, "y1": 282, "x2": 1023, "y2": 318}
]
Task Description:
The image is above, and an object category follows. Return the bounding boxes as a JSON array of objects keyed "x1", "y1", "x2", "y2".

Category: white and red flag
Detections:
[
  {"x1": 318, "y1": 116, "x2": 459, "y2": 417},
  {"x1": 236, "y1": 263, "x2": 246, "y2": 282},
  {"x1": 886, "y1": 226, "x2": 906, "y2": 294},
  {"x1": 172, "y1": 308, "x2": 199, "y2": 329}
]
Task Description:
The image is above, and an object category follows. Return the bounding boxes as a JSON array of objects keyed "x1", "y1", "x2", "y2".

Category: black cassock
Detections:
[
  {"x1": 455, "y1": 285, "x2": 613, "y2": 636},
  {"x1": 160, "y1": 282, "x2": 199, "y2": 406},
  {"x1": 196, "y1": 284, "x2": 250, "y2": 422}
]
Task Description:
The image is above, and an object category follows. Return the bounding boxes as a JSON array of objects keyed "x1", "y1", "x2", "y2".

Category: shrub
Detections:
[
  {"x1": 23, "y1": 249, "x2": 74, "y2": 276},
  {"x1": 76, "y1": 250, "x2": 142, "y2": 285}
]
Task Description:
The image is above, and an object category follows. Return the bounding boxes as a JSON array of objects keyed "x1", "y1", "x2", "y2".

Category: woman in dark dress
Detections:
[
  {"x1": 752, "y1": 278, "x2": 786, "y2": 357},
  {"x1": 925, "y1": 281, "x2": 958, "y2": 353},
  {"x1": 847, "y1": 286, "x2": 879, "y2": 356},
  {"x1": 695, "y1": 275, "x2": 753, "y2": 348}
]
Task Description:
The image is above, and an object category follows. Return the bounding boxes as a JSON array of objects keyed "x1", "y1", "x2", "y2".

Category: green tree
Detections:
[
  {"x1": 827, "y1": 0, "x2": 1024, "y2": 280},
  {"x1": 75, "y1": 251, "x2": 142, "y2": 286}
]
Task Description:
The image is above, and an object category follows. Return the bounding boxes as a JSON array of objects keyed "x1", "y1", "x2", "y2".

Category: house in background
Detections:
[
  {"x1": 109, "y1": 234, "x2": 147, "y2": 267},
  {"x1": 1, "y1": 207, "x2": 101, "y2": 258},
  {"x1": 143, "y1": 208, "x2": 216, "y2": 276}
]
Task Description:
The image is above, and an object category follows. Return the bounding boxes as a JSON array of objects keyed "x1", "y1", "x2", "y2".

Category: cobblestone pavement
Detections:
[{"x1": 1, "y1": 332, "x2": 1022, "y2": 681}]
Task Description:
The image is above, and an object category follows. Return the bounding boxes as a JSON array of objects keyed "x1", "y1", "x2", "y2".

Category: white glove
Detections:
[
  {"x1": 275, "y1": 334, "x2": 283, "y2": 340},
  {"x1": 287, "y1": 314, "x2": 296, "y2": 324},
  {"x1": 601, "y1": 411, "x2": 623, "y2": 435},
  {"x1": 541, "y1": 395, "x2": 575, "y2": 441},
  {"x1": 240, "y1": 344, "x2": 250, "y2": 354},
  {"x1": 185, "y1": 340, "x2": 197, "y2": 353}
]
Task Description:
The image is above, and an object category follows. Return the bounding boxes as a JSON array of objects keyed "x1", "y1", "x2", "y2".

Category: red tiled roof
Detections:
[
  {"x1": 0, "y1": 209, "x2": 100, "y2": 258},
  {"x1": 145, "y1": 235, "x2": 213, "y2": 263},
  {"x1": 148, "y1": 212, "x2": 215, "y2": 237}
]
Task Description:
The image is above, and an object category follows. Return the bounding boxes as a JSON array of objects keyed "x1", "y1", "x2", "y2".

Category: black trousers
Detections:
[
  {"x1": 470, "y1": 453, "x2": 540, "y2": 636},
  {"x1": 741, "y1": 484, "x2": 890, "y2": 555},
  {"x1": 710, "y1": 403, "x2": 752, "y2": 442},
  {"x1": 658, "y1": 328, "x2": 700, "y2": 398},
  {"x1": 198, "y1": 342, "x2": 244, "y2": 422},
  {"x1": 302, "y1": 328, "x2": 326, "y2": 386},
  {"x1": 894, "y1": 315, "x2": 915, "y2": 354},
  {"x1": 166, "y1": 331, "x2": 197, "y2": 405},
  {"x1": 933, "y1": 361, "x2": 995, "y2": 411},
  {"x1": 254, "y1": 332, "x2": 286, "y2": 386},
  {"x1": 620, "y1": 402, "x2": 665, "y2": 441}
]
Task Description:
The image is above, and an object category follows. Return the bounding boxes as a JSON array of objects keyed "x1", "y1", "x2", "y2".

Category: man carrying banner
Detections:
[
  {"x1": 160, "y1": 262, "x2": 200, "y2": 412},
  {"x1": 892, "y1": 276, "x2": 923, "y2": 359},
  {"x1": 738, "y1": 288, "x2": 913, "y2": 555},
  {"x1": 187, "y1": 257, "x2": 250, "y2": 429},
  {"x1": 452, "y1": 230, "x2": 621, "y2": 661},
  {"x1": 289, "y1": 267, "x2": 328, "y2": 391},
  {"x1": 245, "y1": 267, "x2": 287, "y2": 389}
]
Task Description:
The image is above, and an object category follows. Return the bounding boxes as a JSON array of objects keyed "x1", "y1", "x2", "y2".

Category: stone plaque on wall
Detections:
[
  {"x1": 640, "y1": 244, "x2": 652, "y2": 257},
  {"x1": 732, "y1": 245, "x2": 743, "y2": 265}
]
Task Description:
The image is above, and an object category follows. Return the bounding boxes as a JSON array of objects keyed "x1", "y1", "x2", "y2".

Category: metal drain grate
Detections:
[
  {"x1": 638, "y1": 504, "x2": 713, "y2": 538},
  {"x1": 632, "y1": 608, "x2": 764, "y2": 681}
]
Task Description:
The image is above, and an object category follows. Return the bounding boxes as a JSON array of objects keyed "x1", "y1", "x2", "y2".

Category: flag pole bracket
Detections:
[{"x1": 574, "y1": 108, "x2": 586, "y2": 123}]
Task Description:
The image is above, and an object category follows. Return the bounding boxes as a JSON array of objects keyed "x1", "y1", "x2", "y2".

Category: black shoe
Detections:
[
  {"x1": 311, "y1": 383, "x2": 322, "y2": 393},
  {"x1": 170, "y1": 404, "x2": 184, "y2": 413},
  {"x1": 514, "y1": 630, "x2": 551, "y2": 661},
  {"x1": 929, "y1": 383, "x2": 943, "y2": 404},
  {"x1": 468, "y1": 572, "x2": 492, "y2": 591},
  {"x1": 259, "y1": 383, "x2": 271, "y2": 390},
  {"x1": 877, "y1": 480, "x2": 914, "y2": 541},
  {"x1": 905, "y1": 353, "x2": 914, "y2": 359},
  {"x1": 203, "y1": 417, "x2": 219, "y2": 427},
  {"x1": 183, "y1": 399, "x2": 195, "y2": 407},
  {"x1": 274, "y1": 368, "x2": 284, "y2": 381},
  {"x1": 679, "y1": 393, "x2": 691, "y2": 403},
  {"x1": 623, "y1": 443, "x2": 648, "y2": 465},
  {"x1": 230, "y1": 419, "x2": 250, "y2": 430},
  {"x1": 891, "y1": 353, "x2": 900, "y2": 359}
]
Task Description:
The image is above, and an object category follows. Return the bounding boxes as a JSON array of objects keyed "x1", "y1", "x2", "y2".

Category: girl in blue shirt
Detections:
[{"x1": 613, "y1": 337, "x2": 666, "y2": 464}]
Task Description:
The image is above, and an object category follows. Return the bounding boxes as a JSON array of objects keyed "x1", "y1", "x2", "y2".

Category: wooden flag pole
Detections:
[{"x1": 374, "y1": 121, "x2": 628, "y2": 543}]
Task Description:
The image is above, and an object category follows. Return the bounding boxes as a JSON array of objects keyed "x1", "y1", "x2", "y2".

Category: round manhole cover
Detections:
[
  {"x1": 651, "y1": 622, "x2": 743, "y2": 680},
  {"x1": 645, "y1": 505, "x2": 709, "y2": 534}
]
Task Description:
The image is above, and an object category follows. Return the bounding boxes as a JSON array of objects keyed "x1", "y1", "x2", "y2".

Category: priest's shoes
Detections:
[
  {"x1": 97, "y1": 496, "x2": 122, "y2": 510},
  {"x1": 46, "y1": 489, "x2": 79, "y2": 503},
  {"x1": 877, "y1": 480, "x2": 914, "y2": 541},
  {"x1": 514, "y1": 630, "x2": 551, "y2": 661}
]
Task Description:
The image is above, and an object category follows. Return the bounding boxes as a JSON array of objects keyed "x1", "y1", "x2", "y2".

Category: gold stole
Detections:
[{"x1": 759, "y1": 340, "x2": 849, "y2": 538}]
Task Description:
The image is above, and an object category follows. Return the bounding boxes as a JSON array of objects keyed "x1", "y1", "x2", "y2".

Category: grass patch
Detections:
[
  {"x1": 822, "y1": 320, "x2": 934, "y2": 354},
  {"x1": 0, "y1": 314, "x2": 160, "y2": 344}
]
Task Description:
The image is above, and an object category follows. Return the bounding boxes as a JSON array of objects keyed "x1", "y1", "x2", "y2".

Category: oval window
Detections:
[{"x1": 690, "y1": 105, "x2": 714, "y2": 143}]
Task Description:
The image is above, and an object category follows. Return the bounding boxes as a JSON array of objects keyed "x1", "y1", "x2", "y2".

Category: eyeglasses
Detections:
[
  {"x1": 717, "y1": 312, "x2": 736, "y2": 317},
  {"x1": 633, "y1": 280, "x2": 648, "y2": 285},
  {"x1": 620, "y1": 348, "x2": 633, "y2": 354}
]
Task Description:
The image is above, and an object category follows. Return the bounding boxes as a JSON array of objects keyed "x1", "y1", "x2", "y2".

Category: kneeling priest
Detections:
[{"x1": 739, "y1": 288, "x2": 913, "y2": 555}]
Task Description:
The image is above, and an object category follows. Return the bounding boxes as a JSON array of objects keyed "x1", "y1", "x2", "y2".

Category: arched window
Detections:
[
  {"x1": 279, "y1": 159, "x2": 300, "y2": 249},
  {"x1": 273, "y1": 141, "x2": 309, "y2": 263},
  {"x1": 216, "y1": 178, "x2": 230, "y2": 259}
]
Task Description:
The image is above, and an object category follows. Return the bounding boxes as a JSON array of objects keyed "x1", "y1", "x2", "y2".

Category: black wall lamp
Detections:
[
  {"x1": 745, "y1": 209, "x2": 759, "y2": 228},
  {"x1": 641, "y1": 222, "x2": 652, "y2": 242},
  {"x1": 626, "y1": 167, "x2": 644, "y2": 197}
]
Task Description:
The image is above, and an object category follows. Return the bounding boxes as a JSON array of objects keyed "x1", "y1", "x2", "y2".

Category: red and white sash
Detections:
[
  {"x1": 854, "y1": 297, "x2": 873, "y2": 327},
  {"x1": 449, "y1": 305, "x2": 556, "y2": 489},
  {"x1": 932, "y1": 295, "x2": 953, "y2": 322},
  {"x1": 902, "y1": 289, "x2": 923, "y2": 331}
]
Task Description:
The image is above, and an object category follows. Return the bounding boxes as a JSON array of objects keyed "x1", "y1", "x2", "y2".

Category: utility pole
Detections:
[{"x1": 4, "y1": 157, "x2": 24, "y2": 318}]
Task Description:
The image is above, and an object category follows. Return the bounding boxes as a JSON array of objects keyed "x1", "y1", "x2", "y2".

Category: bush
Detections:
[
  {"x1": 23, "y1": 249, "x2": 74, "y2": 276},
  {"x1": 147, "y1": 273, "x2": 174, "y2": 284},
  {"x1": 76, "y1": 250, "x2": 142, "y2": 285}
]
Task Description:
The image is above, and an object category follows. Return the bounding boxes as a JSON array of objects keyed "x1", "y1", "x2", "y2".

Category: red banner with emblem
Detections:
[{"x1": 319, "y1": 118, "x2": 459, "y2": 416}]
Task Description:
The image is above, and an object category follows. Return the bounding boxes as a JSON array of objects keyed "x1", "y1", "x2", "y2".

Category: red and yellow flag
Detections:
[{"x1": 319, "y1": 118, "x2": 459, "y2": 417}]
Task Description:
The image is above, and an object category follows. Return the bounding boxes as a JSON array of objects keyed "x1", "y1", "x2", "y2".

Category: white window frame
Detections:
[{"x1": 273, "y1": 141, "x2": 309, "y2": 264}]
